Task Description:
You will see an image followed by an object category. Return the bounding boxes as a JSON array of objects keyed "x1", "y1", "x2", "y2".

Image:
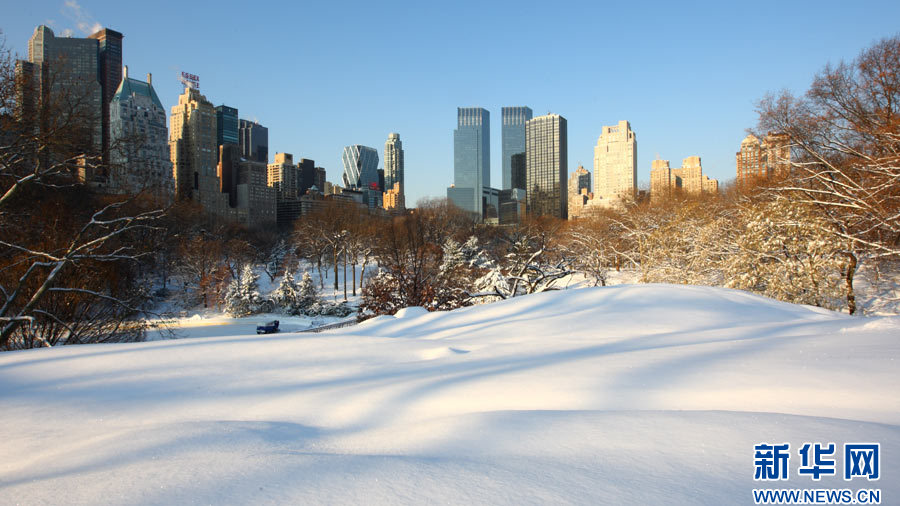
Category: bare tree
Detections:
[
  {"x1": 756, "y1": 34, "x2": 900, "y2": 312},
  {"x1": 1, "y1": 36, "x2": 167, "y2": 350}
]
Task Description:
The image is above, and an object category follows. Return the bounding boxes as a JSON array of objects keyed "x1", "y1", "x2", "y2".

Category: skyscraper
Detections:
[
  {"x1": 169, "y1": 86, "x2": 220, "y2": 211},
  {"x1": 239, "y1": 119, "x2": 268, "y2": 163},
  {"x1": 525, "y1": 113, "x2": 568, "y2": 219},
  {"x1": 109, "y1": 68, "x2": 170, "y2": 200},
  {"x1": 502, "y1": 106, "x2": 532, "y2": 190},
  {"x1": 215, "y1": 105, "x2": 239, "y2": 149},
  {"x1": 448, "y1": 107, "x2": 490, "y2": 217},
  {"x1": 341, "y1": 144, "x2": 379, "y2": 189},
  {"x1": 25, "y1": 25, "x2": 103, "y2": 158},
  {"x1": 171, "y1": 85, "x2": 272, "y2": 227},
  {"x1": 384, "y1": 132, "x2": 404, "y2": 206},
  {"x1": 268, "y1": 152, "x2": 301, "y2": 228},
  {"x1": 593, "y1": 120, "x2": 637, "y2": 207},
  {"x1": 88, "y1": 28, "x2": 123, "y2": 166}
]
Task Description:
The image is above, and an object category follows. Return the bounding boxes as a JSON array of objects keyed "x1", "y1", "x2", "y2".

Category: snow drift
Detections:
[{"x1": 1, "y1": 284, "x2": 898, "y2": 504}]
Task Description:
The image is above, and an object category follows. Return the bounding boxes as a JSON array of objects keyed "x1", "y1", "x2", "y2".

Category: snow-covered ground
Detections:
[{"x1": 1, "y1": 284, "x2": 898, "y2": 504}]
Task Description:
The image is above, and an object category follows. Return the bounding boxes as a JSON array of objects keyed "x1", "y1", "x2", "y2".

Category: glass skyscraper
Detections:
[
  {"x1": 502, "y1": 106, "x2": 532, "y2": 190},
  {"x1": 341, "y1": 145, "x2": 379, "y2": 189},
  {"x1": 448, "y1": 107, "x2": 490, "y2": 217},
  {"x1": 526, "y1": 113, "x2": 568, "y2": 219},
  {"x1": 239, "y1": 119, "x2": 268, "y2": 163},
  {"x1": 216, "y1": 105, "x2": 239, "y2": 147}
]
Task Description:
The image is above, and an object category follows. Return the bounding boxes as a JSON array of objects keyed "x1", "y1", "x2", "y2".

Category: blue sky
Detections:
[{"x1": 4, "y1": 0, "x2": 900, "y2": 206}]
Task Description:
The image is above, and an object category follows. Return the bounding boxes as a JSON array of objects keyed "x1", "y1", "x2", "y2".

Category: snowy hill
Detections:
[{"x1": 1, "y1": 285, "x2": 898, "y2": 504}]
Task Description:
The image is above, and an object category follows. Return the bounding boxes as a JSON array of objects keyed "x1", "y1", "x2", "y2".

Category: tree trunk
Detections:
[
  {"x1": 333, "y1": 249, "x2": 338, "y2": 292},
  {"x1": 343, "y1": 247, "x2": 348, "y2": 301},
  {"x1": 845, "y1": 251, "x2": 857, "y2": 315}
]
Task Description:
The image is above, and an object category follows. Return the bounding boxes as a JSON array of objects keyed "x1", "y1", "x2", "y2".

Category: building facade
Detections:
[
  {"x1": 568, "y1": 165, "x2": 591, "y2": 199},
  {"x1": 383, "y1": 182, "x2": 405, "y2": 212},
  {"x1": 341, "y1": 144, "x2": 379, "y2": 189},
  {"x1": 215, "y1": 105, "x2": 239, "y2": 149},
  {"x1": 567, "y1": 165, "x2": 593, "y2": 220},
  {"x1": 25, "y1": 25, "x2": 103, "y2": 160},
  {"x1": 650, "y1": 159, "x2": 678, "y2": 200},
  {"x1": 109, "y1": 68, "x2": 171, "y2": 200},
  {"x1": 525, "y1": 113, "x2": 568, "y2": 219},
  {"x1": 384, "y1": 133, "x2": 404, "y2": 206},
  {"x1": 651, "y1": 156, "x2": 718, "y2": 199},
  {"x1": 736, "y1": 133, "x2": 791, "y2": 186},
  {"x1": 448, "y1": 107, "x2": 490, "y2": 217},
  {"x1": 169, "y1": 86, "x2": 226, "y2": 214},
  {"x1": 502, "y1": 106, "x2": 532, "y2": 190},
  {"x1": 87, "y1": 28, "x2": 123, "y2": 166},
  {"x1": 593, "y1": 120, "x2": 637, "y2": 207},
  {"x1": 239, "y1": 119, "x2": 268, "y2": 163},
  {"x1": 268, "y1": 153, "x2": 301, "y2": 228},
  {"x1": 219, "y1": 146, "x2": 276, "y2": 228}
]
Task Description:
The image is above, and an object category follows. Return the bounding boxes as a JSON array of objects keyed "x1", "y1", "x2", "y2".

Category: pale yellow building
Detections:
[
  {"x1": 650, "y1": 156, "x2": 717, "y2": 200},
  {"x1": 736, "y1": 132, "x2": 790, "y2": 186},
  {"x1": 593, "y1": 120, "x2": 636, "y2": 207},
  {"x1": 383, "y1": 182, "x2": 405, "y2": 212},
  {"x1": 650, "y1": 159, "x2": 678, "y2": 200},
  {"x1": 268, "y1": 153, "x2": 299, "y2": 199}
]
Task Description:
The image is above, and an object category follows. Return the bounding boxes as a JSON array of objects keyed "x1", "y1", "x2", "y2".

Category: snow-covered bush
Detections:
[
  {"x1": 724, "y1": 198, "x2": 844, "y2": 309},
  {"x1": 305, "y1": 301, "x2": 354, "y2": 317}
]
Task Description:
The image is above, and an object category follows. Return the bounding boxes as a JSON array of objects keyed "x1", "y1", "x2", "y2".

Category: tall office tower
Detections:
[
  {"x1": 109, "y1": 68, "x2": 171, "y2": 200},
  {"x1": 502, "y1": 106, "x2": 532, "y2": 190},
  {"x1": 298, "y1": 158, "x2": 318, "y2": 196},
  {"x1": 448, "y1": 107, "x2": 490, "y2": 217},
  {"x1": 525, "y1": 113, "x2": 568, "y2": 219},
  {"x1": 341, "y1": 145, "x2": 379, "y2": 189},
  {"x1": 314, "y1": 166, "x2": 326, "y2": 192},
  {"x1": 510, "y1": 152, "x2": 526, "y2": 190},
  {"x1": 169, "y1": 86, "x2": 224, "y2": 217},
  {"x1": 88, "y1": 28, "x2": 123, "y2": 166},
  {"x1": 216, "y1": 105, "x2": 239, "y2": 148},
  {"x1": 25, "y1": 25, "x2": 103, "y2": 157},
  {"x1": 384, "y1": 133, "x2": 404, "y2": 202},
  {"x1": 593, "y1": 120, "x2": 637, "y2": 207},
  {"x1": 239, "y1": 119, "x2": 268, "y2": 163}
]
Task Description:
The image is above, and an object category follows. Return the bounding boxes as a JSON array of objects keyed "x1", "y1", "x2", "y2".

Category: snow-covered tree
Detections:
[
  {"x1": 223, "y1": 265, "x2": 266, "y2": 317},
  {"x1": 756, "y1": 34, "x2": 900, "y2": 313},
  {"x1": 271, "y1": 269, "x2": 301, "y2": 314},
  {"x1": 298, "y1": 272, "x2": 319, "y2": 307},
  {"x1": 471, "y1": 218, "x2": 572, "y2": 300}
]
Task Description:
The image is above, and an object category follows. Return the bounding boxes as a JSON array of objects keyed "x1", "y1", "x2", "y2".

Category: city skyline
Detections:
[{"x1": 4, "y1": 1, "x2": 900, "y2": 206}]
